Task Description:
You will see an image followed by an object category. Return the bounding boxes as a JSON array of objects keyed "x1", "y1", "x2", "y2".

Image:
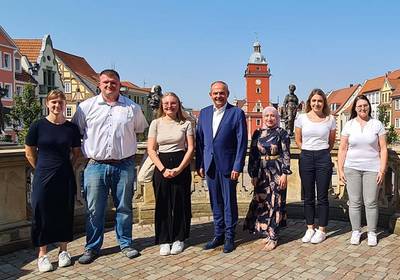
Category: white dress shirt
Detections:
[
  {"x1": 212, "y1": 103, "x2": 227, "y2": 138},
  {"x1": 72, "y1": 94, "x2": 148, "y2": 160}
]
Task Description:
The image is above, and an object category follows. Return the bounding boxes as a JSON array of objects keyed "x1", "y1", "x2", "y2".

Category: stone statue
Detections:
[
  {"x1": 148, "y1": 85, "x2": 163, "y2": 118},
  {"x1": 282, "y1": 84, "x2": 299, "y2": 137}
]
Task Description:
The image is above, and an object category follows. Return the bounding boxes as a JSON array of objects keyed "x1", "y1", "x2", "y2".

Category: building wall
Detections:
[
  {"x1": 392, "y1": 97, "x2": 400, "y2": 133},
  {"x1": 30, "y1": 36, "x2": 63, "y2": 116},
  {"x1": 0, "y1": 45, "x2": 15, "y2": 106},
  {"x1": 56, "y1": 59, "x2": 95, "y2": 120},
  {"x1": 244, "y1": 64, "x2": 270, "y2": 138},
  {"x1": 380, "y1": 80, "x2": 393, "y2": 127},
  {"x1": 123, "y1": 90, "x2": 152, "y2": 122}
]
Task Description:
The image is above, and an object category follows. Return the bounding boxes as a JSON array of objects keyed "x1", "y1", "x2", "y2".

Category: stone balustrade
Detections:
[{"x1": 1, "y1": 144, "x2": 399, "y2": 254}]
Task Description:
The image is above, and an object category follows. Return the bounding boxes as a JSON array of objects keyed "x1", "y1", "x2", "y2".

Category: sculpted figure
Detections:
[
  {"x1": 148, "y1": 85, "x2": 163, "y2": 115},
  {"x1": 282, "y1": 84, "x2": 299, "y2": 136}
]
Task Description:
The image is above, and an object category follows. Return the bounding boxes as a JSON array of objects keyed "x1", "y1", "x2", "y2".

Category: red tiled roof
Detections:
[
  {"x1": 388, "y1": 69, "x2": 400, "y2": 80},
  {"x1": 327, "y1": 84, "x2": 360, "y2": 114},
  {"x1": 0, "y1": 26, "x2": 17, "y2": 49},
  {"x1": 392, "y1": 88, "x2": 400, "y2": 98},
  {"x1": 121, "y1": 81, "x2": 140, "y2": 89},
  {"x1": 14, "y1": 39, "x2": 42, "y2": 64},
  {"x1": 15, "y1": 70, "x2": 37, "y2": 84},
  {"x1": 360, "y1": 76, "x2": 385, "y2": 94},
  {"x1": 54, "y1": 49, "x2": 99, "y2": 84},
  {"x1": 121, "y1": 81, "x2": 150, "y2": 95},
  {"x1": 390, "y1": 79, "x2": 400, "y2": 98},
  {"x1": 388, "y1": 78, "x2": 400, "y2": 90}
]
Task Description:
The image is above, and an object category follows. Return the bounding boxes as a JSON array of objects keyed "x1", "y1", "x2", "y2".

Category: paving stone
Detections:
[{"x1": 1, "y1": 219, "x2": 399, "y2": 279}]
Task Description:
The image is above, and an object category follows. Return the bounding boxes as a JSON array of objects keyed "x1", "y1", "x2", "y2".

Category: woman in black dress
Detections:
[
  {"x1": 243, "y1": 106, "x2": 292, "y2": 251},
  {"x1": 25, "y1": 90, "x2": 81, "y2": 272}
]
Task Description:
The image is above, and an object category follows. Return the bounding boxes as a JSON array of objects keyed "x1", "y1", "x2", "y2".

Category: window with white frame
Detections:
[
  {"x1": 16, "y1": 85, "x2": 23, "y2": 96},
  {"x1": 3, "y1": 53, "x2": 11, "y2": 70},
  {"x1": 330, "y1": 103, "x2": 339, "y2": 112},
  {"x1": 2, "y1": 83, "x2": 12, "y2": 98},
  {"x1": 64, "y1": 82, "x2": 71, "y2": 93},
  {"x1": 256, "y1": 119, "x2": 261, "y2": 126},
  {"x1": 395, "y1": 99, "x2": 400, "y2": 111},
  {"x1": 256, "y1": 87, "x2": 261, "y2": 94},
  {"x1": 14, "y1": 58, "x2": 21, "y2": 72},
  {"x1": 395, "y1": 118, "x2": 400, "y2": 129},
  {"x1": 66, "y1": 106, "x2": 73, "y2": 118}
]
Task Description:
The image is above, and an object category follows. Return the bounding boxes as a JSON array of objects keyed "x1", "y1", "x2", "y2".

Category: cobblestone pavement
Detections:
[{"x1": 1, "y1": 218, "x2": 400, "y2": 280}]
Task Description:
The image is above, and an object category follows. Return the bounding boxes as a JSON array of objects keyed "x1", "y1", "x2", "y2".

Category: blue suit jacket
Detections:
[{"x1": 196, "y1": 103, "x2": 248, "y2": 176}]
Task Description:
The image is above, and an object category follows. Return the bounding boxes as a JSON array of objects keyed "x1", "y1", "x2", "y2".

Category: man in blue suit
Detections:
[{"x1": 196, "y1": 81, "x2": 248, "y2": 253}]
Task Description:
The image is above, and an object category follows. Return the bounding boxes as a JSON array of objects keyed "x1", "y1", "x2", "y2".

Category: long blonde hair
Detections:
[{"x1": 156, "y1": 92, "x2": 186, "y2": 122}]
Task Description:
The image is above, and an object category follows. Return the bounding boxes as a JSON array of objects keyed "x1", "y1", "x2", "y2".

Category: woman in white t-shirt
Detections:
[
  {"x1": 338, "y1": 95, "x2": 387, "y2": 246},
  {"x1": 295, "y1": 89, "x2": 336, "y2": 244},
  {"x1": 147, "y1": 92, "x2": 194, "y2": 256}
]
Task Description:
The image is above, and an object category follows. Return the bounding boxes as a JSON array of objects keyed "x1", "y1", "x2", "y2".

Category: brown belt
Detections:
[
  {"x1": 261, "y1": 155, "x2": 280, "y2": 161},
  {"x1": 89, "y1": 155, "x2": 134, "y2": 164}
]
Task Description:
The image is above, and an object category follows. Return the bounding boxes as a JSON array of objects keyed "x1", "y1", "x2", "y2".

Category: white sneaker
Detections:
[
  {"x1": 350, "y1": 231, "x2": 361, "y2": 245},
  {"x1": 159, "y1": 243, "x2": 171, "y2": 256},
  {"x1": 38, "y1": 255, "x2": 53, "y2": 272},
  {"x1": 302, "y1": 229, "x2": 315, "y2": 243},
  {"x1": 58, "y1": 251, "x2": 72, "y2": 267},
  {"x1": 171, "y1": 241, "x2": 184, "y2": 255},
  {"x1": 310, "y1": 229, "x2": 326, "y2": 244},
  {"x1": 367, "y1": 232, "x2": 377, "y2": 247}
]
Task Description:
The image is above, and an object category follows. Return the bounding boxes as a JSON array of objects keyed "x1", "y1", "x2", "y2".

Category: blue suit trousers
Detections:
[{"x1": 206, "y1": 166, "x2": 238, "y2": 240}]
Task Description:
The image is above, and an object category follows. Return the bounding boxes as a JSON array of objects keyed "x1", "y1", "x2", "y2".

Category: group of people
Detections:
[{"x1": 25, "y1": 69, "x2": 388, "y2": 273}]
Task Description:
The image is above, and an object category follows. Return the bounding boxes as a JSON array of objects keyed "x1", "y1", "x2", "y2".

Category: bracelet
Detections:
[{"x1": 161, "y1": 167, "x2": 166, "y2": 173}]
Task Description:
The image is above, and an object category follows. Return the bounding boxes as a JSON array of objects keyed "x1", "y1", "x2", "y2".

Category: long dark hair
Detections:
[
  {"x1": 305, "y1": 88, "x2": 330, "y2": 117},
  {"x1": 350, "y1": 95, "x2": 372, "y2": 120}
]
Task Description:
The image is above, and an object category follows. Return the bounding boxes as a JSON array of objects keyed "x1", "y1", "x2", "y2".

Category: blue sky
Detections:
[{"x1": 2, "y1": 0, "x2": 400, "y2": 109}]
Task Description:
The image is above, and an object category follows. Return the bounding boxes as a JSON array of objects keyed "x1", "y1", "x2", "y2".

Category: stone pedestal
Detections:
[{"x1": 0, "y1": 148, "x2": 31, "y2": 254}]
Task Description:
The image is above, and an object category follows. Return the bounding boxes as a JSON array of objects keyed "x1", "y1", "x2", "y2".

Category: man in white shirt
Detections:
[{"x1": 73, "y1": 69, "x2": 148, "y2": 264}]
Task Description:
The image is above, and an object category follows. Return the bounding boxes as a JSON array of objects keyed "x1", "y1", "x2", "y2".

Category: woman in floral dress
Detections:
[{"x1": 243, "y1": 106, "x2": 292, "y2": 251}]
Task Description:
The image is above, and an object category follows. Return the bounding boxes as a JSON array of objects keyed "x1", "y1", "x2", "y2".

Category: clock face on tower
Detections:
[{"x1": 255, "y1": 79, "x2": 262, "y2": 85}]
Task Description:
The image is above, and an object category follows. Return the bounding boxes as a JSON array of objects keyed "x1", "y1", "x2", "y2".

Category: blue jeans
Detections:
[{"x1": 83, "y1": 158, "x2": 135, "y2": 252}]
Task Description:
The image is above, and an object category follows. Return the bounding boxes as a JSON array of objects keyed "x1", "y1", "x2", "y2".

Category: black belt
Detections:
[{"x1": 89, "y1": 155, "x2": 134, "y2": 164}]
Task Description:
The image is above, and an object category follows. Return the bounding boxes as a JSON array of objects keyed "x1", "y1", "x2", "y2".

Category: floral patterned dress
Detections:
[{"x1": 243, "y1": 127, "x2": 292, "y2": 241}]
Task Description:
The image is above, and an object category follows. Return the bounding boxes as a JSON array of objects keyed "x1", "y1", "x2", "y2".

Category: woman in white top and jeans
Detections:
[
  {"x1": 338, "y1": 95, "x2": 387, "y2": 246},
  {"x1": 295, "y1": 89, "x2": 336, "y2": 244}
]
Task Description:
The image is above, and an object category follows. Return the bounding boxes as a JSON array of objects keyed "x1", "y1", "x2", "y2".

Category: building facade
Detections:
[
  {"x1": 243, "y1": 41, "x2": 271, "y2": 138},
  {"x1": 54, "y1": 49, "x2": 98, "y2": 120},
  {"x1": 14, "y1": 35, "x2": 63, "y2": 116}
]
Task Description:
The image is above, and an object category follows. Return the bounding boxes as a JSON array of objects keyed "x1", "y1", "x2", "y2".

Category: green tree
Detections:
[
  {"x1": 377, "y1": 103, "x2": 398, "y2": 144},
  {"x1": 386, "y1": 125, "x2": 399, "y2": 144},
  {"x1": 6, "y1": 84, "x2": 41, "y2": 144},
  {"x1": 377, "y1": 104, "x2": 390, "y2": 126}
]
